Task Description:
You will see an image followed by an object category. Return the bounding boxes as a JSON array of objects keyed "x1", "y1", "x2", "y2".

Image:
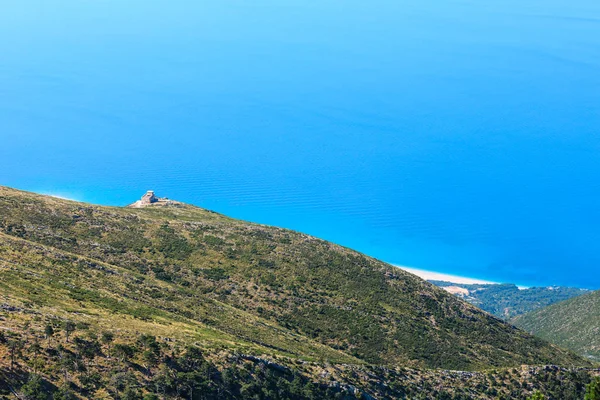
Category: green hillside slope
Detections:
[
  {"x1": 513, "y1": 290, "x2": 600, "y2": 362},
  {"x1": 0, "y1": 186, "x2": 583, "y2": 371},
  {"x1": 430, "y1": 281, "x2": 588, "y2": 319}
]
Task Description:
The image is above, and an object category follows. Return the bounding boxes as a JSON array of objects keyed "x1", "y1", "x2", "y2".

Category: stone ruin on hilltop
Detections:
[
  {"x1": 141, "y1": 190, "x2": 158, "y2": 205},
  {"x1": 129, "y1": 190, "x2": 181, "y2": 208}
]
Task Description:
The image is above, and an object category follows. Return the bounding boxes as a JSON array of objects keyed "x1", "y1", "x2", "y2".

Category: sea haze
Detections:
[{"x1": 1, "y1": 0, "x2": 599, "y2": 288}]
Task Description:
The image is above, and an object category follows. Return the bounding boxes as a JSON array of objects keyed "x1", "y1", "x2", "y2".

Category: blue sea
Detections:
[{"x1": 1, "y1": 0, "x2": 599, "y2": 288}]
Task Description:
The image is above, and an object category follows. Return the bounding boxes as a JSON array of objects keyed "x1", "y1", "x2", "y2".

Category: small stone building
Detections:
[{"x1": 140, "y1": 190, "x2": 158, "y2": 205}]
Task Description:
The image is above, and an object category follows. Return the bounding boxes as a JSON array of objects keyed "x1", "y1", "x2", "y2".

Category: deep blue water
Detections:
[{"x1": 1, "y1": 0, "x2": 600, "y2": 288}]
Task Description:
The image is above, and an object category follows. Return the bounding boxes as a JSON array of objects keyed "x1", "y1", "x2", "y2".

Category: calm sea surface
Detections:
[{"x1": 1, "y1": 0, "x2": 599, "y2": 288}]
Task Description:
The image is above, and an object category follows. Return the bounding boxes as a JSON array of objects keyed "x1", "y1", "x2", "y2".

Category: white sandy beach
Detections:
[{"x1": 397, "y1": 266, "x2": 498, "y2": 285}]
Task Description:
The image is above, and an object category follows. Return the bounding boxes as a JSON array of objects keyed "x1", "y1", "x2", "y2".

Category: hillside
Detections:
[
  {"x1": 0, "y1": 186, "x2": 593, "y2": 398},
  {"x1": 513, "y1": 290, "x2": 600, "y2": 362},
  {"x1": 431, "y1": 281, "x2": 587, "y2": 320}
]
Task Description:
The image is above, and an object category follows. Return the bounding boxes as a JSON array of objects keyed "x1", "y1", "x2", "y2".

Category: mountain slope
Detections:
[
  {"x1": 431, "y1": 280, "x2": 588, "y2": 320},
  {"x1": 0, "y1": 186, "x2": 585, "y2": 371},
  {"x1": 512, "y1": 290, "x2": 600, "y2": 361}
]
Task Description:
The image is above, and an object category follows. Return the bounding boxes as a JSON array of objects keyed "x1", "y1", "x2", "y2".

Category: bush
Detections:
[
  {"x1": 53, "y1": 385, "x2": 77, "y2": 400},
  {"x1": 586, "y1": 377, "x2": 600, "y2": 400},
  {"x1": 20, "y1": 375, "x2": 48, "y2": 400},
  {"x1": 528, "y1": 391, "x2": 546, "y2": 400}
]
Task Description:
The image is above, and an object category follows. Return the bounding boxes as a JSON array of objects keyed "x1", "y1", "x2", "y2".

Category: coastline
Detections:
[{"x1": 397, "y1": 265, "x2": 499, "y2": 285}]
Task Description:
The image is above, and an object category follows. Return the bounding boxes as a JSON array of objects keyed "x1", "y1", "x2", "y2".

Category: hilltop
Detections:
[
  {"x1": 513, "y1": 290, "x2": 600, "y2": 362},
  {"x1": 0, "y1": 186, "x2": 593, "y2": 398},
  {"x1": 430, "y1": 281, "x2": 587, "y2": 320}
]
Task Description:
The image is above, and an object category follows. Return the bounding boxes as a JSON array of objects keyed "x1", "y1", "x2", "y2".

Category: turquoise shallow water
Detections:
[{"x1": 1, "y1": 0, "x2": 600, "y2": 288}]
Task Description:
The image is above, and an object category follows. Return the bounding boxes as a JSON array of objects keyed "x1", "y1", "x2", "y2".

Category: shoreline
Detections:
[{"x1": 396, "y1": 265, "x2": 500, "y2": 285}]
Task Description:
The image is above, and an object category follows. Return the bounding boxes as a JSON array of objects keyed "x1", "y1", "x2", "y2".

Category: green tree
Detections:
[
  {"x1": 528, "y1": 391, "x2": 546, "y2": 400},
  {"x1": 122, "y1": 386, "x2": 142, "y2": 400},
  {"x1": 75, "y1": 337, "x2": 102, "y2": 363},
  {"x1": 20, "y1": 374, "x2": 48, "y2": 400},
  {"x1": 101, "y1": 331, "x2": 115, "y2": 357},
  {"x1": 289, "y1": 374, "x2": 305, "y2": 397},
  {"x1": 53, "y1": 385, "x2": 77, "y2": 400},
  {"x1": 152, "y1": 364, "x2": 176, "y2": 397},
  {"x1": 177, "y1": 371, "x2": 208, "y2": 400},
  {"x1": 585, "y1": 377, "x2": 600, "y2": 400},
  {"x1": 57, "y1": 344, "x2": 80, "y2": 383},
  {"x1": 79, "y1": 372, "x2": 103, "y2": 392},
  {"x1": 101, "y1": 331, "x2": 114, "y2": 345},
  {"x1": 179, "y1": 346, "x2": 205, "y2": 371},
  {"x1": 109, "y1": 372, "x2": 139, "y2": 398},
  {"x1": 63, "y1": 321, "x2": 76, "y2": 343},
  {"x1": 29, "y1": 340, "x2": 43, "y2": 373},
  {"x1": 143, "y1": 349, "x2": 159, "y2": 369},
  {"x1": 8, "y1": 336, "x2": 23, "y2": 369},
  {"x1": 44, "y1": 324, "x2": 55, "y2": 341},
  {"x1": 113, "y1": 343, "x2": 136, "y2": 363},
  {"x1": 138, "y1": 334, "x2": 161, "y2": 369}
]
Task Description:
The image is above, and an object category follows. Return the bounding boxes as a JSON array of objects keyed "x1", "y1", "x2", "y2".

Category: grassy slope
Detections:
[
  {"x1": 0, "y1": 186, "x2": 586, "y2": 370},
  {"x1": 513, "y1": 290, "x2": 600, "y2": 361}
]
